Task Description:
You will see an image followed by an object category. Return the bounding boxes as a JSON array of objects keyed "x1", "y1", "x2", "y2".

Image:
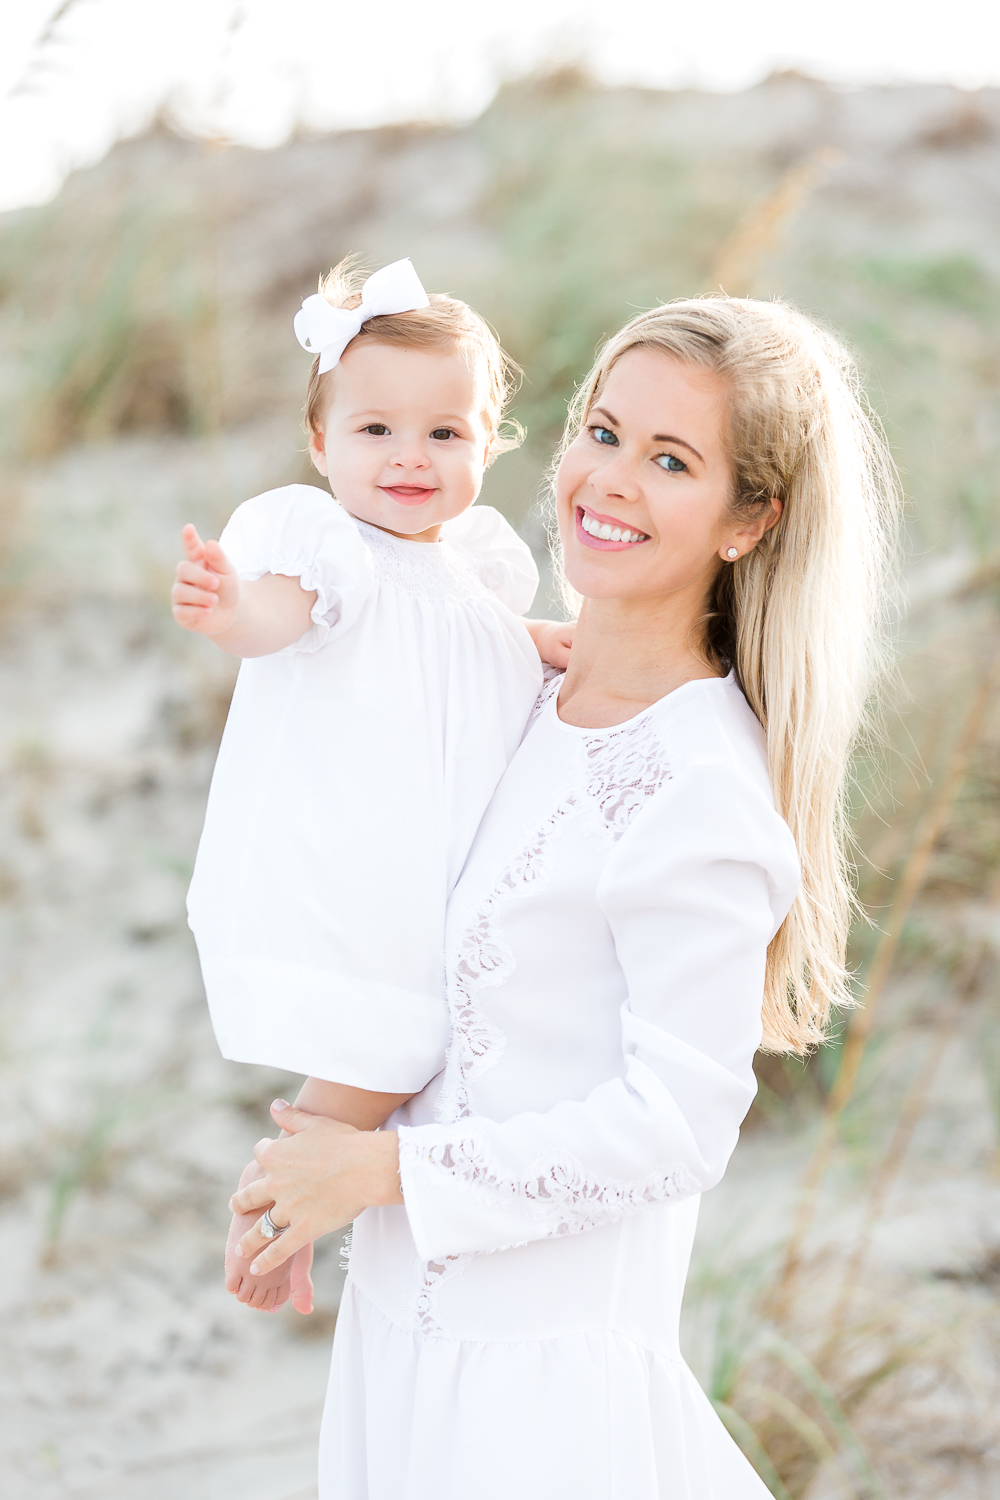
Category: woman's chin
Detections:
[{"x1": 563, "y1": 549, "x2": 647, "y2": 601}]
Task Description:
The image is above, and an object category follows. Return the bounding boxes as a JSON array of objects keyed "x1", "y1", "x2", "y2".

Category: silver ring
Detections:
[{"x1": 260, "y1": 1208, "x2": 289, "y2": 1240}]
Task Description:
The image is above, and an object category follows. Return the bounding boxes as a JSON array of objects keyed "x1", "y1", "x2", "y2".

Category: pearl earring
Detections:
[{"x1": 726, "y1": 547, "x2": 739, "y2": 560}]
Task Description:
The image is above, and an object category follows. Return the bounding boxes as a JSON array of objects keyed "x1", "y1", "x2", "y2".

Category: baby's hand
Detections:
[
  {"x1": 172, "y1": 524, "x2": 241, "y2": 636},
  {"x1": 526, "y1": 618, "x2": 576, "y2": 670}
]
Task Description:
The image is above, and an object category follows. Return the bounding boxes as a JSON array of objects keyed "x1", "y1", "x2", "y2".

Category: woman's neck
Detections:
[{"x1": 557, "y1": 591, "x2": 722, "y2": 729}]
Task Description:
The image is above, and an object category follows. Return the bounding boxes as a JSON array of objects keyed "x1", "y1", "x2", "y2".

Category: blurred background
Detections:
[{"x1": 2, "y1": 3, "x2": 1000, "y2": 1497}]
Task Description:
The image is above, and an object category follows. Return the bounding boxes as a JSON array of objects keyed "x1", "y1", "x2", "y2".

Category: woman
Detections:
[{"x1": 232, "y1": 296, "x2": 898, "y2": 1497}]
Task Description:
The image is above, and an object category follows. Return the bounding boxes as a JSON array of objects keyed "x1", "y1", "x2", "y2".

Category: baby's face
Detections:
[{"x1": 310, "y1": 341, "x2": 491, "y2": 541}]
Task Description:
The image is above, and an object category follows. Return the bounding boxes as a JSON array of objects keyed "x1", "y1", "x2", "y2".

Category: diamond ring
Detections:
[{"x1": 259, "y1": 1208, "x2": 290, "y2": 1240}]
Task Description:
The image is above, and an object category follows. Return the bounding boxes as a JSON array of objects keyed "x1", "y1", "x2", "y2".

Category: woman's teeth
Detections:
[{"x1": 580, "y1": 512, "x2": 648, "y2": 544}]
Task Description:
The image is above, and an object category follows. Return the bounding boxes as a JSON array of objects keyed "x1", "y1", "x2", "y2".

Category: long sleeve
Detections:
[
  {"x1": 220, "y1": 483, "x2": 374, "y2": 652},
  {"x1": 397, "y1": 762, "x2": 800, "y2": 1261}
]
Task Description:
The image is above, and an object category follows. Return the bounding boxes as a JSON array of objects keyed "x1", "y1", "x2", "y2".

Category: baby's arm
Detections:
[
  {"x1": 524, "y1": 617, "x2": 575, "y2": 669},
  {"x1": 225, "y1": 1078, "x2": 411, "y2": 1312},
  {"x1": 171, "y1": 523, "x2": 318, "y2": 658}
]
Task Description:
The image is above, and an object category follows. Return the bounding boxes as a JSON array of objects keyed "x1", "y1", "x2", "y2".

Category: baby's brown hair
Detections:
[{"x1": 304, "y1": 256, "x2": 522, "y2": 463}]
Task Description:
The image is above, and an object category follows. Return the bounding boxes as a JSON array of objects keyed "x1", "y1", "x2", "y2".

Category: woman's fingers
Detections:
[
  {"x1": 248, "y1": 1223, "x2": 311, "y2": 1278},
  {"x1": 229, "y1": 1175, "x2": 275, "y2": 1217},
  {"x1": 235, "y1": 1209, "x2": 293, "y2": 1263},
  {"x1": 268, "y1": 1099, "x2": 314, "y2": 1133}
]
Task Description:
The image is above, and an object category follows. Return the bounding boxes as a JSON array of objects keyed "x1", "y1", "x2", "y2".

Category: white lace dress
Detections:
[
  {"x1": 187, "y1": 485, "x2": 542, "y2": 1091},
  {"x1": 320, "y1": 671, "x2": 800, "y2": 1498}
]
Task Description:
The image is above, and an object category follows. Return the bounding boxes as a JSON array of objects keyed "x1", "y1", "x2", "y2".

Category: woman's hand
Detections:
[{"x1": 230, "y1": 1099, "x2": 403, "y2": 1277}]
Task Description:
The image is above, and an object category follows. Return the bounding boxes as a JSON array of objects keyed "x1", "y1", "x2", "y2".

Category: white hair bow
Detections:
[{"x1": 293, "y1": 258, "x2": 430, "y2": 373}]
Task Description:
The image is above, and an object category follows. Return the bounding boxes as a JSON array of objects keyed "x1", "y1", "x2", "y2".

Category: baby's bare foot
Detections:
[{"x1": 225, "y1": 1160, "x2": 294, "y2": 1310}]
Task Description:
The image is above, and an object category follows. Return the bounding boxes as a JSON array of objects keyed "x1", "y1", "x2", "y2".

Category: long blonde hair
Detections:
[{"x1": 553, "y1": 297, "x2": 901, "y2": 1054}]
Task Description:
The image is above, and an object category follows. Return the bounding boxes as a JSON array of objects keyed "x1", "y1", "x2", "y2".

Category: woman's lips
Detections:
[
  {"x1": 380, "y1": 485, "x2": 438, "y2": 506},
  {"x1": 575, "y1": 506, "x2": 650, "y2": 551}
]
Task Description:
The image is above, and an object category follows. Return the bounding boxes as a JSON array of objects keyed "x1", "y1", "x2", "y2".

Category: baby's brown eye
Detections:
[
  {"x1": 364, "y1": 424, "x2": 389, "y2": 436},
  {"x1": 430, "y1": 428, "x2": 454, "y2": 441}
]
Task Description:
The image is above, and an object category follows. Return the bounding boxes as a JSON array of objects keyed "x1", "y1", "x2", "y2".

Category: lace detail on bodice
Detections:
[
  {"x1": 407, "y1": 1253, "x2": 469, "y2": 1336},
  {"x1": 524, "y1": 670, "x2": 563, "y2": 732},
  {"x1": 582, "y1": 714, "x2": 674, "y2": 839},
  {"x1": 435, "y1": 714, "x2": 673, "y2": 1126},
  {"x1": 436, "y1": 800, "x2": 579, "y2": 1123},
  {"x1": 355, "y1": 521, "x2": 494, "y2": 604},
  {"x1": 403, "y1": 1132, "x2": 699, "y2": 1245}
]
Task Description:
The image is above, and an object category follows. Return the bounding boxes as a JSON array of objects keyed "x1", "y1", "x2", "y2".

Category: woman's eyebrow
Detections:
[
  {"x1": 653, "y1": 433, "x2": 704, "y2": 462},
  {"x1": 591, "y1": 406, "x2": 704, "y2": 464}
]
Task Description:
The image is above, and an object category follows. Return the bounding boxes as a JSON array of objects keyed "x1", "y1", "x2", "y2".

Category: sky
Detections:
[{"x1": 2, "y1": 0, "x2": 998, "y2": 214}]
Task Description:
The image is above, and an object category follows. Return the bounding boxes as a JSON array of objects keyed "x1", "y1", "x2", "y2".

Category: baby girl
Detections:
[{"x1": 171, "y1": 258, "x2": 572, "y2": 1311}]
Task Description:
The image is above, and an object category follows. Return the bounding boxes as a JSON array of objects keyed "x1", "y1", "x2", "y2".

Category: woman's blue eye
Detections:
[
  {"x1": 656, "y1": 453, "x2": 687, "y2": 473},
  {"x1": 591, "y1": 425, "x2": 618, "y2": 446},
  {"x1": 364, "y1": 424, "x2": 389, "y2": 436},
  {"x1": 430, "y1": 428, "x2": 454, "y2": 441}
]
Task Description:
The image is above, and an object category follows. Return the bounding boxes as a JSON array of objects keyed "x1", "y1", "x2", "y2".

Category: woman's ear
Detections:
[
  {"x1": 759, "y1": 496, "x2": 783, "y2": 537},
  {"x1": 309, "y1": 427, "x2": 329, "y2": 477},
  {"x1": 718, "y1": 499, "x2": 783, "y2": 563}
]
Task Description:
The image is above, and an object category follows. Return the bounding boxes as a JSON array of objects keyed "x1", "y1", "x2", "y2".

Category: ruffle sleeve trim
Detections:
[{"x1": 219, "y1": 484, "x2": 375, "y2": 654}]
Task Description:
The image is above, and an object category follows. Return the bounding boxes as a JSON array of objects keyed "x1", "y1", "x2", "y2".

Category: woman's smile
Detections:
[{"x1": 576, "y1": 505, "x2": 650, "y2": 549}]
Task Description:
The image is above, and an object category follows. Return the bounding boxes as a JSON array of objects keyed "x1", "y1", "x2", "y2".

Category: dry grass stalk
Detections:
[
  {"x1": 817, "y1": 860, "x2": 1000, "y2": 1358},
  {"x1": 708, "y1": 148, "x2": 842, "y2": 297},
  {"x1": 771, "y1": 643, "x2": 1000, "y2": 1319}
]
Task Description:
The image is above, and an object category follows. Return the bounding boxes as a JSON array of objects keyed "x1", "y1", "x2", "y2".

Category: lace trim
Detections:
[
  {"x1": 408, "y1": 1132, "x2": 700, "y2": 1242},
  {"x1": 436, "y1": 714, "x2": 673, "y2": 1125},
  {"x1": 355, "y1": 521, "x2": 495, "y2": 604},
  {"x1": 408, "y1": 1252, "x2": 468, "y2": 1336},
  {"x1": 436, "y1": 798, "x2": 579, "y2": 1122},
  {"x1": 582, "y1": 715, "x2": 673, "y2": 836},
  {"x1": 524, "y1": 670, "x2": 563, "y2": 732}
]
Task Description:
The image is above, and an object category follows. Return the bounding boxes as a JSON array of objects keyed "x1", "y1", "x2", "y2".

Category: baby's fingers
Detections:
[
  {"x1": 172, "y1": 584, "x2": 221, "y2": 616},
  {"x1": 181, "y1": 523, "x2": 206, "y2": 561},
  {"x1": 203, "y1": 538, "x2": 237, "y2": 577},
  {"x1": 175, "y1": 559, "x2": 220, "y2": 590}
]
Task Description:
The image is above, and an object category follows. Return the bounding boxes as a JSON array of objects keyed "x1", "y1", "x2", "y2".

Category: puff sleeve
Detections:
[
  {"x1": 443, "y1": 506, "x2": 540, "y2": 614},
  {"x1": 396, "y1": 763, "x2": 800, "y2": 1261},
  {"x1": 220, "y1": 484, "x2": 375, "y2": 652}
]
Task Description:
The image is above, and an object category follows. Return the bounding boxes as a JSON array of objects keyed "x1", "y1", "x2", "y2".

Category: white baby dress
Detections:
[{"x1": 187, "y1": 484, "x2": 543, "y2": 1091}]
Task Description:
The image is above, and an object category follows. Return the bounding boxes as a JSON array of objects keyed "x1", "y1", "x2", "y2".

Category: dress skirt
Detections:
[{"x1": 318, "y1": 1197, "x2": 771, "y2": 1499}]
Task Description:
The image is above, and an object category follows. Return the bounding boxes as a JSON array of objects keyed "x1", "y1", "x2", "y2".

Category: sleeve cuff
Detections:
[{"x1": 200, "y1": 954, "x2": 449, "y2": 1092}]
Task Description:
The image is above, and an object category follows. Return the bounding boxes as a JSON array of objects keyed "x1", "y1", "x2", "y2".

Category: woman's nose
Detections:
[{"x1": 593, "y1": 451, "x2": 640, "y2": 503}]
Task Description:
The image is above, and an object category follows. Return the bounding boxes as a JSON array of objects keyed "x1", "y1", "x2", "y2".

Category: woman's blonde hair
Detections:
[
  {"x1": 304, "y1": 256, "x2": 522, "y2": 462},
  {"x1": 553, "y1": 296, "x2": 901, "y2": 1054}
]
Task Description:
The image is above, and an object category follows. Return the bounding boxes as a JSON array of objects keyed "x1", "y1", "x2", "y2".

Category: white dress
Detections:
[
  {"x1": 187, "y1": 485, "x2": 542, "y2": 1091},
  {"x1": 321, "y1": 671, "x2": 801, "y2": 1499}
]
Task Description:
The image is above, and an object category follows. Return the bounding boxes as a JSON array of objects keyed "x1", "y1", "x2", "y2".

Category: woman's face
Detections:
[{"x1": 557, "y1": 348, "x2": 766, "y2": 603}]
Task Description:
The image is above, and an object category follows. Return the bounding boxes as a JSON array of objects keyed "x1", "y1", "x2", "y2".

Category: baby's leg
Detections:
[{"x1": 226, "y1": 1079, "x2": 411, "y2": 1311}]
